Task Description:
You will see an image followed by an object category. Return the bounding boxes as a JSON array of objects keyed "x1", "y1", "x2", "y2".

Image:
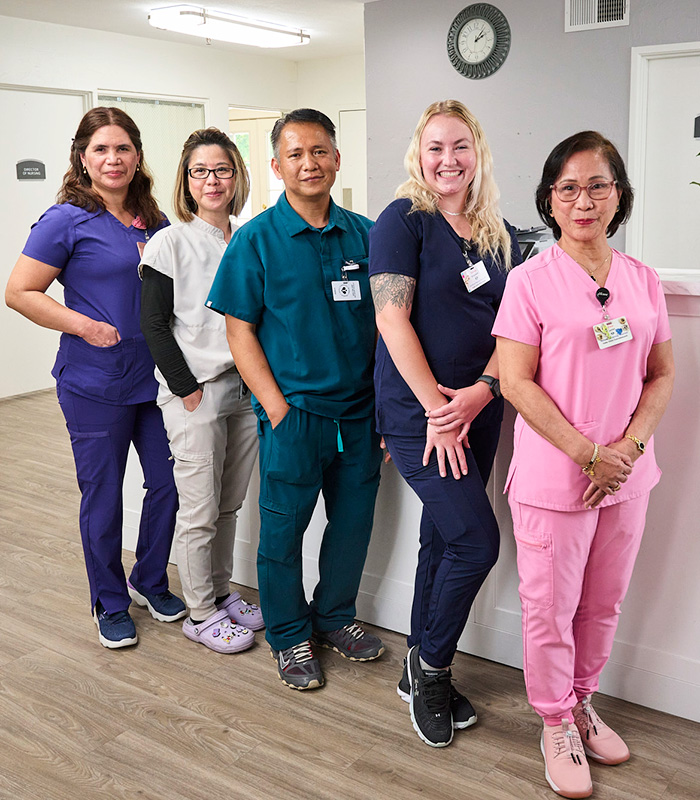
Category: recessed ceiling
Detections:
[{"x1": 0, "y1": 0, "x2": 377, "y2": 60}]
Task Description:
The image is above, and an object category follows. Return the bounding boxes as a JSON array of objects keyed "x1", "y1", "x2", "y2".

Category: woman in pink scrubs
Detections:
[{"x1": 494, "y1": 131, "x2": 674, "y2": 800}]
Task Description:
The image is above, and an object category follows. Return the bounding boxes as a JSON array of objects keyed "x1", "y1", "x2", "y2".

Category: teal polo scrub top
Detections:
[{"x1": 206, "y1": 193, "x2": 376, "y2": 421}]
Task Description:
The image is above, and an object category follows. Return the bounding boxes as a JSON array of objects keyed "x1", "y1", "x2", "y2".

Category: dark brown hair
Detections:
[
  {"x1": 535, "y1": 130, "x2": 634, "y2": 240},
  {"x1": 173, "y1": 128, "x2": 250, "y2": 222},
  {"x1": 57, "y1": 107, "x2": 162, "y2": 229}
]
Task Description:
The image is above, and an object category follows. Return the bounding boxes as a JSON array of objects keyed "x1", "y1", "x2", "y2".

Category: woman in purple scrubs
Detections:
[{"x1": 6, "y1": 107, "x2": 185, "y2": 649}]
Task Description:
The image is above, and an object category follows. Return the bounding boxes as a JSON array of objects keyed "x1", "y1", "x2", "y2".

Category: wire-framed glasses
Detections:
[
  {"x1": 550, "y1": 180, "x2": 617, "y2": 202},
  {"x1": 187, "y1": 167, "x2": 235, "y2": 180}
]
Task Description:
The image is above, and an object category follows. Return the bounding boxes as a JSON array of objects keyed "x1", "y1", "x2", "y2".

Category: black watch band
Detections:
[{"x1": 475, "y1": 374, "x2": 501, "y2": 399}]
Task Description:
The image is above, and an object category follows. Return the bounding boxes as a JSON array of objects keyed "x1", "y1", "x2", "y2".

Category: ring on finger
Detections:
[{"x1": 611, "y1": 482, "x2": 620, "y2": 492}]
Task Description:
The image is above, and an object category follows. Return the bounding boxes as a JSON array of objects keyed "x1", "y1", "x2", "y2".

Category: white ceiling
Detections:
[{"x1": 0, "y1": 0, "x2": 376, "y2": 60}]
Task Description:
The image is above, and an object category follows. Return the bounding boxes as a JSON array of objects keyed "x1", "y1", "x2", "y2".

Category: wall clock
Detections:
[{"x1": 447, "y1": 4, "x2": 511, "y2": 79}]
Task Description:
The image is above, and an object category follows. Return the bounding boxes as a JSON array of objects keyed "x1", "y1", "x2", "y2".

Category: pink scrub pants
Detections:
[{"x1": 509, "y1": 494, "x2": 650, "y2": 726}]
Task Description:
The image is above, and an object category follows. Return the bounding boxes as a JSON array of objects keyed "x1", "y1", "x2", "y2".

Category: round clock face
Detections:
[
  {"x1": 457, "y1": 18, "x2": 495, "y2": 64},
  {"x1": 447, "y1": 3, "x2": 511, "y2": 79}
]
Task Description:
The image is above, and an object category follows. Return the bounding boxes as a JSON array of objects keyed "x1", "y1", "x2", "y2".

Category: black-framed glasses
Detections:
[
  {"x1": 187, "y1": 167, "x2": 235, "y2": 180},
  {"x1": 550, "y1": 180, "x2": 617, "y2": 202}
]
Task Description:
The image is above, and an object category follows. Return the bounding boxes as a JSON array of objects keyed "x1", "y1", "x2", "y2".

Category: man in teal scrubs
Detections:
[{"x1": 207, "y1": 109, "x2": 384, "y2": 690}]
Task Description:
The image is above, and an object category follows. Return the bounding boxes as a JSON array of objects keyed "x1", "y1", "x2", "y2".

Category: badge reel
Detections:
[
  {"x1": 332, "y1": 260, "x2": 361, "y2": 302},
  {"x1": 459, "y1": 241, "x2": 490, "y2": 293},
  {"x1": 592, "y1": 286, "x2": 633, "y2": 349}
]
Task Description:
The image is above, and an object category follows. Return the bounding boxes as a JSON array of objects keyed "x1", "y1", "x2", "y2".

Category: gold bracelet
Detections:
[
  {"x1": 625, "y1": 434, "x2": 646, "y2": 454},
  {"x1": 582, "y1": 442, "x2": 602, "y2": 477}
]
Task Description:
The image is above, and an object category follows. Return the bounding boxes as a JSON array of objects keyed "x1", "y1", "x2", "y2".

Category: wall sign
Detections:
[{"x1": 16, "y1": 160, "x2": 46, "y2": 180}]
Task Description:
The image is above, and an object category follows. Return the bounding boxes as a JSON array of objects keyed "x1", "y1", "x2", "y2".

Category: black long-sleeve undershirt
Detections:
[{"x1": 140, "y1": 265, "x2": 200, "y2": 398}]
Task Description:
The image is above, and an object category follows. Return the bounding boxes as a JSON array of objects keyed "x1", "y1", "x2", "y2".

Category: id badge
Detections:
[
  {"x1": 460, "y1": 260, "x2": 490, "y2": 293},
  {"x1": 331, "y1": 280, "x2": 361, "y2": 301},
  {"x1": 593, "y1": 316, "x2": 633, "y2": 349}
]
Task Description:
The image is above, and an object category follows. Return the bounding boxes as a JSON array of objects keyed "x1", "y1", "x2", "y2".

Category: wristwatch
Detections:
[
  {"x1": 625, "y1": 434, "x2": 646, "y2": 454},
  {"x1": 476, "y1": 374, "x2": 501, "y2": 399}
]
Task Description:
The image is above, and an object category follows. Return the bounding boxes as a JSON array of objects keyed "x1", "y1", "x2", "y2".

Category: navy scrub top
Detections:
[{"x1": 368, "y1": 198, "x2": 522, "y2": 437}]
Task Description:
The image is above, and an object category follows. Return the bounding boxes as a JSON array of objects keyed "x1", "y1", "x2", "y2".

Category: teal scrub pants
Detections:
[{"x1": 256, "y1": 406, "x2": 381, "y2": 650}]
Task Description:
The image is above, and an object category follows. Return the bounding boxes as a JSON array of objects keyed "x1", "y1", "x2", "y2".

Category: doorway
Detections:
[{"x1": 228, "y1": 107, "x2": 283, "y2": 224}]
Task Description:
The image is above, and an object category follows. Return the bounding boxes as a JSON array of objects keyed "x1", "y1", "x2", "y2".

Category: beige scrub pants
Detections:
[{"x1": 159, "y1": 369, "x2": 258, "y2": 620}]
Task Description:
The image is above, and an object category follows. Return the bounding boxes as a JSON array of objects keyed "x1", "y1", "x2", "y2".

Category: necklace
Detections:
[
  {"x1": 438, "y1": 206, "x2": 466, "y2": 217},
  {"x1": 574, "y1": 250, "x2": 611, "y2": 283}
]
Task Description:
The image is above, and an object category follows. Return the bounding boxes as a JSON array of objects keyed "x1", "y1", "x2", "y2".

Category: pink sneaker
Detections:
[
  {"x1": 182, "y1": 608, "x2": 255, "y2": 653},
  {"x1": 217, "y1": 591, "x2": 265, "y2": 631},
  {"x1": 541, "y1": 719, "x2": 592, "y2": 799},
  {"x1": 573, "y1": 696, "x2": 630, "y2": 765}
]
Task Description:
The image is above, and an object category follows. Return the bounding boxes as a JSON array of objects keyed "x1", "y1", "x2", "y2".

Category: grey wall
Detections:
[{"x1": 364, "y1": 0, "x2": 700, "y2": 234}]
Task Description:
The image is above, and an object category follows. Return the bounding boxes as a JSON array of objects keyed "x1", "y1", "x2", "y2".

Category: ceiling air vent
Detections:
[{"x1": 565, "y1": 0, "x2": 630, "y2": 32}]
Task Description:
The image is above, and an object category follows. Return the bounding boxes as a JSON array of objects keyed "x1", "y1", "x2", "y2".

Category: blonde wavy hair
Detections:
[{"x1": 396, "y1": 100, "x2": 513, "y2": 270}]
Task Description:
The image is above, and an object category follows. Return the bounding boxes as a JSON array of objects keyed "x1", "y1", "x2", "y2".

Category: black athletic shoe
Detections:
[
  {"x1": 406, "y1": 645, "x2": 453, "y2": 747},
  {"x1": 398, "y1": 656, "x2": 477, "y2": 729}
]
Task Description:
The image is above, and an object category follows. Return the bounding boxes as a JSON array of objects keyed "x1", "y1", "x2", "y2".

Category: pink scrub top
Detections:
[{"x1": 492, "y1": 245, "x2": 672, "y2": 511}]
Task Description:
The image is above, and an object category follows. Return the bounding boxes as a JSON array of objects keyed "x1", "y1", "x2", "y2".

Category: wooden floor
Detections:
[{"x1": 0, "y1": 389, "x2": 698, "y2": 800}]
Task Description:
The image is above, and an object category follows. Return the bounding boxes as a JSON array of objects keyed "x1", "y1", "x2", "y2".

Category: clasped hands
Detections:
[
  {"x1": 423, "y1": 383, "x2": 487, "y2": 479},
  {"x1": 582, "y1": 439, "x2": 639, "y2": 509}
]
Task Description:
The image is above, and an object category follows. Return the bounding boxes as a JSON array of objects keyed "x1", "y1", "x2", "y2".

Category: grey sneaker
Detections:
[
  {"x1": 312, "y1": 622, "x2": 385, "y2": 661},
  {"x1": 271, "y1": 640, "x2": 324, "y2": 690},
  {"x1": 398, "y1": 656, "x2": 477, "y2": 729}
]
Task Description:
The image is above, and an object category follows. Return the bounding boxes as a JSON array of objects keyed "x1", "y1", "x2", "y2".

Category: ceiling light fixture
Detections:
[{"x1": 148, "y1": 5, "x2": 310, "y2": 48}]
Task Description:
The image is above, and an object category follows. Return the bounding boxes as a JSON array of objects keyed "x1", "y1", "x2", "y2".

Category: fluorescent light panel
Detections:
[{"x1": 149, "y1": 5, "x2": 310, "y2": 48}]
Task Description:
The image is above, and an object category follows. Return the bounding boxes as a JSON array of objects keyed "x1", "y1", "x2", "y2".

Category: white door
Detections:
[
  {"x1": 229, "y1": 116, "x2": 283, "y2": 223},
  {"x1": 628, "y1": 42, "x2": 700, "y2": 279},
  {"x1": 0, "y1": 87, "x2": 89, "y2": 399}
]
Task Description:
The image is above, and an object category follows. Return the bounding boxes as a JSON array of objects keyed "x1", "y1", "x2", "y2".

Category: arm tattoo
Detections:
[{"x1": 370, "y1": 273, "x2": 416, "y2": 314}]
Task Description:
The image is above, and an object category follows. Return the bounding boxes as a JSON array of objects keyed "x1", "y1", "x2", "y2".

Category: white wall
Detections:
[
  {"x1": 296, "y1": 54, "x2": 367, "y2": 208},
  {"x1": 362, "y1": 0, "x2": 700, "y2": 722}
]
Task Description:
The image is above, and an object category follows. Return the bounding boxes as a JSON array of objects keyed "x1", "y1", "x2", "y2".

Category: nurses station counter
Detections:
[{"x1": 121, "y1": 237, "x2": 700, "y2": 725}]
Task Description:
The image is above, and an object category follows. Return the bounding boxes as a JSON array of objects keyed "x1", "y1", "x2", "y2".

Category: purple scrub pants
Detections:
[
  {"x1": 57, "y1": 385, "x2": 178, "y2": 614},
  {"x1": 383, "y1": 422, "x2": 501, "y2": 669}
]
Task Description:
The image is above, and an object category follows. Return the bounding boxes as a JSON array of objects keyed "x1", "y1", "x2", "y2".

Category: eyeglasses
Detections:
[
  {"x1": 187, "y1": 167, "x2": 235, "y2": 180},
  {"x1": 550, "y1": 180, "x2": 617, "y2": 202}
]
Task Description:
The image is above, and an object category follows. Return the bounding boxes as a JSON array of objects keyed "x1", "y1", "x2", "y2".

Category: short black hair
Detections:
[
  {"x1": 535, "y1": 131, "x2": 634, "y2": 240},
  {"x1": 271, "y1": 108, "x2": 337, "y2": 159}
]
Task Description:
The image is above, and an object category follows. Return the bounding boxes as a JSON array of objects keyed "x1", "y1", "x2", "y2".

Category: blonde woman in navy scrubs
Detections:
[
  {"x1": 369, "y1": 100, "x2": 521, "y2": 748},
  {"x1": 6, "y1": 107, "x2": 185, "y2": 649}
]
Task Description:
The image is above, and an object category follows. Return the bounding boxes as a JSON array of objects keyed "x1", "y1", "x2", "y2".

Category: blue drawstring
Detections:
[{"x1": 334, "y1": 420, "x2": 344, "y2": 453}]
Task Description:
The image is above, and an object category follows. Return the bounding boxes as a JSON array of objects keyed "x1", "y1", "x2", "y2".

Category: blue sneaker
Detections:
[
  {"x1": 93, "y1": 600, "x2": 138, "y2": 649},
  {"x1": 127, "y1": 579, "x2": 187, "y2": 623}
]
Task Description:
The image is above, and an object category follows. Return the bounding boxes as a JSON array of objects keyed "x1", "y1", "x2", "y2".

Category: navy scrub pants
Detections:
[
  {"x1": 383, "y1": 422, "x2": 501, "y2": 669},
  {"x1": 57, "y1": 385, "x2": 178, "y2": 614},
  {"x1": 256, "y1": 406, "x2": 382, "y2": 651}
]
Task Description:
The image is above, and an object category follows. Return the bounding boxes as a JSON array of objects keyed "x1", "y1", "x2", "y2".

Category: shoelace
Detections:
[
  {"x1": 342, "y1": 623, "x2": 364, "y2": 640},
  {"x1": 551, "y1": 720, "x2": 586, "y2": 764},
  {"x1": 574, "y1": 697, "x2": 603, "y2": 739},
  {"x1": 420, "y1": 670, "x2": 452, "y2": 714},
  {"x1": 287, "y1": 640, "x2": 314, "y2": 664}
]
